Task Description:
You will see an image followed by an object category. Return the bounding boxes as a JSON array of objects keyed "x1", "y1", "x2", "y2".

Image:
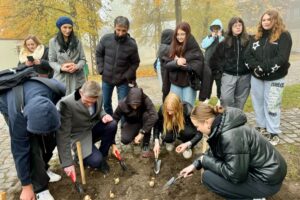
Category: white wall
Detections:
[{"x1": 0, "y1": 39, "x2": 22, "y2": 70}]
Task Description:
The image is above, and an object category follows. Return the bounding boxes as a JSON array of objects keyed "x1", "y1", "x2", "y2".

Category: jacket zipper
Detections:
[{"x1": 112, "y1": 42, "x2": 120, "y2": 83}]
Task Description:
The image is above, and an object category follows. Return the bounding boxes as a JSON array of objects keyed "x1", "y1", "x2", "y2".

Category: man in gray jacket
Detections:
[
  {"x1": 96, "y1": 16, "x2": 140, "y2": 115},
  {"x1": 56, "y1": 80, "x2": 117, "y2": 179}
]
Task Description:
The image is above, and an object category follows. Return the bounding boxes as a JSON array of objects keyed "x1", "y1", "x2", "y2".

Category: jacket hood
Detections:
[
  {"x1": 125, "y1": 87, "x2": 143, "y2": 105},
  {"x1": 209, "y1": 19, "x2": 223, "y2": 32},
  {"x1": 160, "y1": 29, "x2": 174, "y2": 45},
  {"x1": 222, "y1": 107, "x2": 247, "y2": 132},
  {"x1": 209, "y1": 107, "x2": 247, "y2": 140},
  {"x1": 24, "y1": 96, "x2": 60, "y2": 134}
]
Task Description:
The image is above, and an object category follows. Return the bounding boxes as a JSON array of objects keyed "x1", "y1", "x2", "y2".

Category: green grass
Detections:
[{"x1": 206, "y1": 84, "x2": 300, "y2": 112}]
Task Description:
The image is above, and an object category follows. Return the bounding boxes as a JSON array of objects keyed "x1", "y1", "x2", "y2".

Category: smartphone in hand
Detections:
[{"x1": 27, "y1": 56, "x2": 34, "y2": 62}]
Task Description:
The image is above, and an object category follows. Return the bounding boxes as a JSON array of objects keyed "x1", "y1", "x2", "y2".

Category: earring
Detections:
[{"x1": 208, "y1": 126, "x2": 211, "y2": 130}]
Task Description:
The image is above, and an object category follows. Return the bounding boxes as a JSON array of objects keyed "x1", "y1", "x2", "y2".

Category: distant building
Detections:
[{"x1": 0, "y1": 38, "x2": 22, "y2": 70}]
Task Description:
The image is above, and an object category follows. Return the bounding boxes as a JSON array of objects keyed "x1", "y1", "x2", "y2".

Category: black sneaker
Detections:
[{"x1": 100, "y1": 159, "x2": 110, "y2": 175}]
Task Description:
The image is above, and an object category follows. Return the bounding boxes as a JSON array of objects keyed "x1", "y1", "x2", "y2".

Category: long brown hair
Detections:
[
  {"x1": 190, "y1": 103, "x2": 224, "y2": 124},
  {"x1": 255, "y1": 10, "x2": 286, "y2": 42},
  {"x1": 169, "y1": 22, "x2": 191, "y2": 59},
  {"x1": 23, "y1": 35, "x2": 41, "y2": 53},
  {"x1": 224, "y1": 17, "x2": 249, "y2": 47},
  {"x1": 162, "y1": 93, "x2": 185, "y2": 134}
]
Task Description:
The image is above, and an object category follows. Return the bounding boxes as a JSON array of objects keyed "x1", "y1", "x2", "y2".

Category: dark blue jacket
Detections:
[{"x1": 0, "y1": 79, "x2": 65, "y2": 186}]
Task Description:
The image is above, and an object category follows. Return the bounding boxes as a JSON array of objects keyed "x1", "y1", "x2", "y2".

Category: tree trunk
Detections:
[{"x1": 175, "y1": 0, "x2": 182, "y2": 25}]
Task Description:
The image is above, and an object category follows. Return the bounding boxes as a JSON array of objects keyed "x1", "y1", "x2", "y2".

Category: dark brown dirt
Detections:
[{"x1": 16, "y1": 143, "x2": 300, "y2": 200}]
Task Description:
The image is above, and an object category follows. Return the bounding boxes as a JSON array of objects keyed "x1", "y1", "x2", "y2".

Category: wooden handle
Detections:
[
  {"x1": 0, "y1": 192, "x2": 6, "y2": 200},
  {"x1": 76, "y1": 141, "x2": 86, "y2": 185}
]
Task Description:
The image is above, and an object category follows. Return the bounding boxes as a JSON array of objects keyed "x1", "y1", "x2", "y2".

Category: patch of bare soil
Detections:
[{"x1": 16, "y1": 144, "x2": 300, "y2": 200}]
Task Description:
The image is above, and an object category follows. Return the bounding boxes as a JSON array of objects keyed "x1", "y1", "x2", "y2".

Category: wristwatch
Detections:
[{"x1": 139, "y1": 129, "x2": 146, "y2": 135}]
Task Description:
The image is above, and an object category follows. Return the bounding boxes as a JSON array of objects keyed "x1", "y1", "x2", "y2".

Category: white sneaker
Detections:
[
  {"x1": 253, "y1": 198, "x2": 266, "y2": 200},
  {"x1": 36, "y1": 189, "x2": 55, "y2": 200},
  {"x1": 165, "y1": 143, "x2": 174, "y2": 152},
  {"x1": 269, "y1": 135, "x2": 280, "y2": 146},
  {"x1": 203, "y1": 99, "x2": 210, "y2": 104},
  {"x1": 47, "y1": 169, "x2": 61, "y2": 182},
  {"x1": 183, "y1": 149, "x2": 192, "y2": 159}
]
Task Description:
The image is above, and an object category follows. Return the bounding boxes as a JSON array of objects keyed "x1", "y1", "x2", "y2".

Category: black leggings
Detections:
[{"x1": 163, "y1": 126, "x2": 196, "y2": 145}]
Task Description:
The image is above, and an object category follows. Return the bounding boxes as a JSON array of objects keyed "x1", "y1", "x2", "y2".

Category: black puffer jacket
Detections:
[
  {"x1": 210, "y1": 36, "x2": 250, "y2": 77},
  {"x1": 153, "y1": 102, "x2": 202, "y2": 148},
  {"x1": 245, "y1": 31, "x2": 292, "y2": 81},
  {"x1": 113, "y1": 88, "x2": 158, "y2": 133},
  {"x1": 165, "y1": 35, "x2": 204, "y2": 87},
  {"x1": 194, "y1": 107, "x2": 287, "y2": 185},
  {"x1": 96, "y1": 33, "x2": 140, "y2": 85}
]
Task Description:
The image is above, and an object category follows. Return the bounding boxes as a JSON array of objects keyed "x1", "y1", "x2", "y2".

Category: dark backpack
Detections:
[{"x1": 0, "y1": 66, "x2": 37, "y2": 94}]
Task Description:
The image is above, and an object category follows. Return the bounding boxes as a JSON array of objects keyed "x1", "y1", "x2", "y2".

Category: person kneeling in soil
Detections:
[
  {"x1": 180, "y1": 103, "x2": 287, "y2": 199},
  {"x1": 153, "y1": 93, "x2": 203, "y2": 159},
  {"x1": 56, "y1": 80, "x2": 118, "y2": 178},
  {"x1": 113, "y1": 87, "x2": 158, "y2": 158}
]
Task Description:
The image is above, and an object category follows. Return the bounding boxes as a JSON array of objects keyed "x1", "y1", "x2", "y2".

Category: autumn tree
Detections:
[{"x1": 0, "y1": 0, "x2": 107, "y2": 74}]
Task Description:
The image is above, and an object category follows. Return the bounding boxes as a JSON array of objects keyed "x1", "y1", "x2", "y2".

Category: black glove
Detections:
[{"x1": 253, "y1": 66, "x2": 265, "y2": 77}]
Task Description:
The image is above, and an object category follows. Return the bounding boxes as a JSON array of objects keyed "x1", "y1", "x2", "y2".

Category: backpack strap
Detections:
[
  {"x1": 30, "y1": 77, "x2": 65, "y2": 97},
  {"x1": 12, "y1": 85, "x2": 24, "y2": 113}
]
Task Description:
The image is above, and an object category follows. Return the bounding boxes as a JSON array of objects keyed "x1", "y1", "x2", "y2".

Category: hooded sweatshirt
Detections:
[{"x1": 113, "y1": 88, "x2": 158, "y2": 133}]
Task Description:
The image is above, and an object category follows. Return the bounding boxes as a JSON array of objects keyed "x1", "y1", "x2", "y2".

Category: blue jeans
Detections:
[
  {"x1": 102, "y1": 81, "x2": 129, "y2": 115},
  {"x1": 251, "y1": 76, "x2": 285, "y2": 134},
  {"x1": 170, "y1": 84, "x2": 196, "y2": 106}
]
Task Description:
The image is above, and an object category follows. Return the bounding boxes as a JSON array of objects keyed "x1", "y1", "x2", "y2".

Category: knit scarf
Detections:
[{"x1": 19, "y1": 44, "x2": 45, "y2": 63}]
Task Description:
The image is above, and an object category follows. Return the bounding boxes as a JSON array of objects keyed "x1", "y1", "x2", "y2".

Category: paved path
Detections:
[{"x1": 0, "y1": 60, "x2": 299, "y2": 199}]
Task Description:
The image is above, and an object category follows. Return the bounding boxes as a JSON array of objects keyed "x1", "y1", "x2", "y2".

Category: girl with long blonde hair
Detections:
[
  {"x1": 153, "y1": 93, "x2": 202, "y2": 159},
  {"x1": 245, "y1": 10, "x2": 292, "y2": 146},
  {"x1": 180, "y1": 103, "x2": 287, "y2": 199},
  {"x1": 19, "y1": 35, "x2": 53, "y2": 77}
]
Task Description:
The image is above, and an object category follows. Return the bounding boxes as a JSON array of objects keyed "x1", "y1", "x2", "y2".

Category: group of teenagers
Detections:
[{"x1": 0, "y1": 8, "x2": 292, "y2": 200}]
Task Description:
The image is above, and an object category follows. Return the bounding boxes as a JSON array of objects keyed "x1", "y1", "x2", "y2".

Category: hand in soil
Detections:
[
  {"x1": 134, "y1": 133, "x2": 144, "y2": 144},
  {"x1": 180, "y1": 164, "x2": 196, "y2": 178}
]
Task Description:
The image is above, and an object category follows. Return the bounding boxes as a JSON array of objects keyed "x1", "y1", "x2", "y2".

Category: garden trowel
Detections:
[
  {"x1": 115, "y1": 149, "x2": 127, "y2": 171},
  {"x1": 154, "y1": 154, "x2": 161, "y2": 174},
  {"x1": 69, "y1": 171, "x2": 84, "y2": 194},
  {"x1": 163, "y1": 174, "x2": 183, "y2": 190}
]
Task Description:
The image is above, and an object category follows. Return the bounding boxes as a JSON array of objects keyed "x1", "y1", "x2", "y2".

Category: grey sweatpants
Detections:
[{"x1": 220, "y1": 73, "x2": 251, "y2": 110}]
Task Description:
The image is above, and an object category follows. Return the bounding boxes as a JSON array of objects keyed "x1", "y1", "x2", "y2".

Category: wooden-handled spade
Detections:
[{"x1": 76, "y1": 141, "x2": 86, "y2": 184}]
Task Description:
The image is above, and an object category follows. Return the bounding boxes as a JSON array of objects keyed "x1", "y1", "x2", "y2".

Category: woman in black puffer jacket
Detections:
[
  {"x1": 245, "y1": 10, "x2": 292, "y2": 146},
  {"x1": 180, "y1": 103, "x2": 287, "y2": 199}
]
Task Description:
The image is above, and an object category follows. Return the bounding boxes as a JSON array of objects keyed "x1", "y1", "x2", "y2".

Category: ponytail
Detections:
[{"x1": 191, "y1": 103, "x2": 224, "y2": 123}]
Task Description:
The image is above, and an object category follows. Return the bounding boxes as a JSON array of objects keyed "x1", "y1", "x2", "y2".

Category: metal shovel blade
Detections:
[
  {"x1": 154, "y1": 159, "x2": 161, "y2": 174},
  {"x1": 163, "y1": 176, "x2": 176, "y2": 190},
  {"x1": 74, "y1": 181, "x2": 85, "y2": 194},
  {"x1": 120, "y1": 160, "x2": 127, "y2": 171}
]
